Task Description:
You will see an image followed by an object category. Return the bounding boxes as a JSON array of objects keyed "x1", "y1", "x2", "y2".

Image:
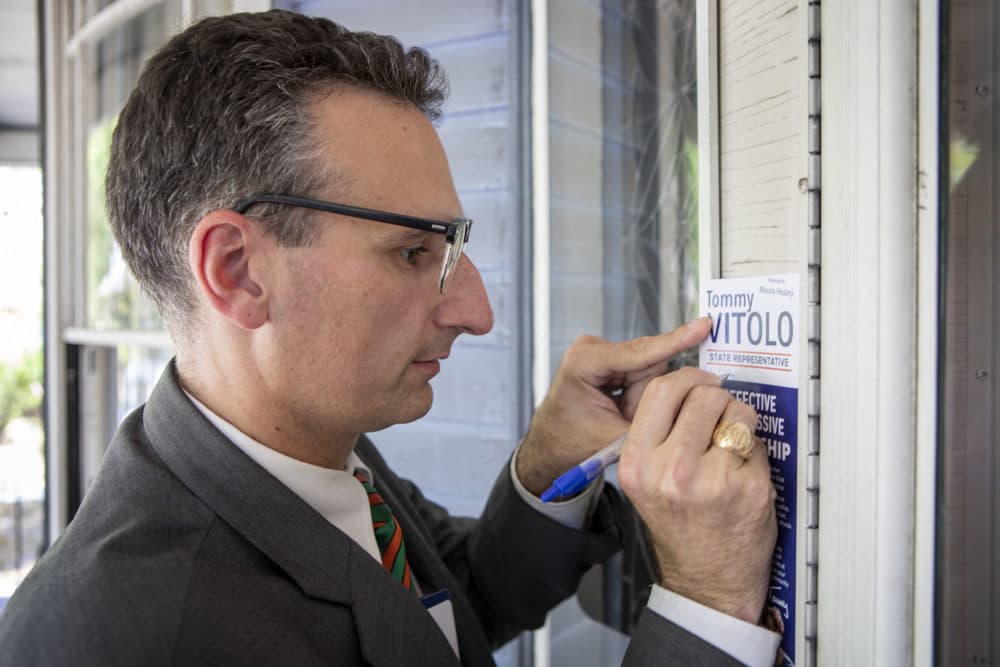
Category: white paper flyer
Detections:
[{"x1": 699, "y1": 273, "x2": 800, "y2": 666}]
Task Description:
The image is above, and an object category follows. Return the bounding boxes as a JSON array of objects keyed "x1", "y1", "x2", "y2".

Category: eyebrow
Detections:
[{"x1": 378, "y1": 226, "x2": 432, "y2": 245}]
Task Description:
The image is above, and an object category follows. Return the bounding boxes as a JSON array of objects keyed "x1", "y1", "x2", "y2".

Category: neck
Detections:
[{"x1": 175, "y1": 350, "x2": 359, "y2": 470}]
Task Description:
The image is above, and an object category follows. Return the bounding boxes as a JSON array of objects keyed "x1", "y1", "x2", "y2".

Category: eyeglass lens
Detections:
[{"x1": 439, "y1": 221, "x2": 468, "y2": 293}]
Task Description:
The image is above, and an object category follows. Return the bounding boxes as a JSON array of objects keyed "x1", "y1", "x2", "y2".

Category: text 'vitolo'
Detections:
[{"x1": 706, "y1": 292, "x2": 794, "y2": 347}]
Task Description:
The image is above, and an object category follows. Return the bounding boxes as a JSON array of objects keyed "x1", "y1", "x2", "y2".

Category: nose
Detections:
[{"x1": 435, "y1": 254, "x2": 494, "y2": 336}]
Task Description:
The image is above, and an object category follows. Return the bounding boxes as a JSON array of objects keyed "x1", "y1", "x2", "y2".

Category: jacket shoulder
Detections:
[{"x1": 0, "y1": 407, "x2": 216, "y2": 666}]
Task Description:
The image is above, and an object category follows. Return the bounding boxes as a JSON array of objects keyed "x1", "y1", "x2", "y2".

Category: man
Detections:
[{"x1": 0, "y1": 10, "x2": 778, "y2": 666}]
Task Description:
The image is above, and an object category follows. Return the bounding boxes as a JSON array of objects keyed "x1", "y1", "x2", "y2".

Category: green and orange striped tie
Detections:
[{"x1": 354, "y1": 471, "x2": 415, "y2": 592}]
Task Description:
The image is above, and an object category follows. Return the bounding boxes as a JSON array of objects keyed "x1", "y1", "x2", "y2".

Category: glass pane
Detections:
[
  {"x1": 82, "y1": 0, "x2": 228, "y2": 21},
  {"x1": 0, "y1": 166, "x2": 45, "y2": 607},
  {"x1": 78, "y1": 344, "x2": 173, "y2": 494},
  {"x1": 84, "y1": 2, "x2": 181, "y2": 331},
  {"x1": 549, "y1": 0, "x2": 699, "y2": 371},
  {"x1": 937, "y1": 0, "x2": 1000, "y2": 662},
  {"x1": 113, "y1": 345, "x2": 174, "y2": 428},
  {"x1": 546, "y1": 0, "x2": 699, "y2": 662},
  {"x1": 191, "y1": 0, "x2": 234, "y2": 21},
  {"x1": 286, "y1": 0, "x2": 508, "y2": 46},
  {"x1": 82, "y1": 0, "x2": 117, "y2": 20}
]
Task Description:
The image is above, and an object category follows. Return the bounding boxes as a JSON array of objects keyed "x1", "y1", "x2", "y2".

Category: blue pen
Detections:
[
  {"x1": 540, "y1": 435, "x2": 626, "y2": 503},
  {"x1": 540, "y1": 372, "x2": 735, "y2": 502}
]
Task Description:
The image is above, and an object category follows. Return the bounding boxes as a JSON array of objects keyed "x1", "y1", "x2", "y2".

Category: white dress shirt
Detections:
[{"x1": 185, "y1": 393, "x2": 778, "y2": 666}]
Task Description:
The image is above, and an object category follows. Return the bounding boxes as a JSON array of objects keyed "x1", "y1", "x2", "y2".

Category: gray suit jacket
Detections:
[{"x1": 0, "y1": 363, "x2": 743, "y2": 666}]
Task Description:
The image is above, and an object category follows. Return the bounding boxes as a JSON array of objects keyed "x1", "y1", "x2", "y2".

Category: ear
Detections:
[{"x1": 188, "y1": 209, "x2": 270, "y2": 330}]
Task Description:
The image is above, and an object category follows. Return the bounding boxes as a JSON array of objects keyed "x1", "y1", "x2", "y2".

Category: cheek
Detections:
[
  {"x1": 279, "y1": 253, "x2": 432, "y2": 373},
  {"x1": 312, "y1": 287, "x2": 403, "y2": 370}
]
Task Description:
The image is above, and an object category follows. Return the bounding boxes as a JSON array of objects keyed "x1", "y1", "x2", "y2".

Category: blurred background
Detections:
[{"x1": 0, "y1": 0, "x2": 44, "y2": 615}]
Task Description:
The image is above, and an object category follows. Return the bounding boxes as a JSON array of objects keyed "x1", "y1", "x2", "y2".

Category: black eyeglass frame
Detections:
[{"x1": 233, "y1": 193, "x2": 472, "y2": 293}]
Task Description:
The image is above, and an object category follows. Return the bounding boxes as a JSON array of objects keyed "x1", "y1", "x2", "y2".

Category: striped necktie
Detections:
[{"x1": 354, "y1": 470, "x2": 415, "y2": 592}]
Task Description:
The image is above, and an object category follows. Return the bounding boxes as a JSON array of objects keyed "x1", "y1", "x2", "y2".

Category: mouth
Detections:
[
  {"x1": 412, "y1": 352, "x2": 448, "y2": 376},
  {"x1": 411, "y1": 359, "x2": 442, "y2": 376}
]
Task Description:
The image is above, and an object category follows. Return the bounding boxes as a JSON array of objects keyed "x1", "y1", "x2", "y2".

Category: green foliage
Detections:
[
  {"x1": 950, "y1": 135, "x2": 980, "y2": 191},
  {"x1": 86, "y1": 117, "x2": 124, "y2": 327},
  {"x1": 84, "y1": 115, "x2": 164, "y2": 331},
  {"x1": 0, "y1": 350, "x2": 43, "y2": 439}
]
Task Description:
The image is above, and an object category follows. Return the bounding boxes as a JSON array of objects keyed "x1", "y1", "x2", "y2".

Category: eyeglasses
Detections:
[{"x1": 233, "y1": 194, "x2": 472, "y2": 294}]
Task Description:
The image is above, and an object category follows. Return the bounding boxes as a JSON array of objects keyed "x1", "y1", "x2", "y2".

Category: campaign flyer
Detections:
[{"x1": 699, "y1": 274, "x2": 799, "y2": 666}]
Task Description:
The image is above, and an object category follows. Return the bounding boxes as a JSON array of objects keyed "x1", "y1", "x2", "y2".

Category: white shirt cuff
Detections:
[
  {"x1": 508, "y1": 444, "x2": 603, "y2": 531},
  {"x1": 646, "y1": 585, "x2": 781, "y2": 667}
]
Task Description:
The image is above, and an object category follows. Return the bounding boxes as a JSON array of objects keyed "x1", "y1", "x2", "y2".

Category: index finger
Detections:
[{"x1": 576, "y1": 317, "x2": 713, "y2": 384}]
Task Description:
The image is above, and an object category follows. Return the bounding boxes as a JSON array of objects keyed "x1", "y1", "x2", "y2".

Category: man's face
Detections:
[{"x1": 258, "y1": 90, "x2": 493, "y2": 438}]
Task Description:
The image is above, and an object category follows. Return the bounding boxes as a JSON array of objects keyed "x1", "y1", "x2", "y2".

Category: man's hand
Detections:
[
  {"x1": 617, "y1": 368, "x2": 777, "y2": 625},
  {"x1": 516, "y1": 317, "x2": 713, "y2": 496}
]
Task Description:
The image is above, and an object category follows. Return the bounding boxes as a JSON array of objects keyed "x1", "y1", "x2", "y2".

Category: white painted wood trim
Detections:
[
  {"x1": 819, "y1": 0, "x2": 919, "y2": 664},
  {"x1": 914, "y1": 0, "x2": 940, "y2": 664},
  {"x1": 181, "y1": 0, "x2": 194, "y2": 26},
  {"x1": 696, "y1": 0, "x2": 720, "y2": 285},
  {"x1": 530, "y1": 0, "x2": 550, "y2": 410},
  {"x1": 42, "y1": 0, "x2": 69, "y2": 541},
  {"x1": 530, "y1": 1, "x2": 551, "y2": 665},
  {"x1": 871, "y1": 5, "x2": 919, "y2": 661},
  {"x1": 62, "y1": 328, "x2": 175, "y2": 350},
  {"x1": 71, "y1": 49, "x2": 86, "y2": 327}
]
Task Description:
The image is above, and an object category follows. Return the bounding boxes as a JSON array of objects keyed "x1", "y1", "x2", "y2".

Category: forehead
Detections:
[{"x1": 307, "y1": 89, "x2": 460, "y2": 218}]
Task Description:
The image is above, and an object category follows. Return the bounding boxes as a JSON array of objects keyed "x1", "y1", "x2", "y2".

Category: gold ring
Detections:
[{"x1": 711, "y1": 421, "x2": 755, "y2": 460}]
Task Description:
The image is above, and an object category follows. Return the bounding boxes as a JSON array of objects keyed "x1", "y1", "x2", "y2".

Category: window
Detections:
[
  {"x1": 938, "y1": 0, "x2": 1000, "y2": 660},
  {"x1": 84, "y1": 4, "x2": 179, "y2": 331},
  {"x1": 544, "y1": 1, "x2": 699, "y2": 663}
]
